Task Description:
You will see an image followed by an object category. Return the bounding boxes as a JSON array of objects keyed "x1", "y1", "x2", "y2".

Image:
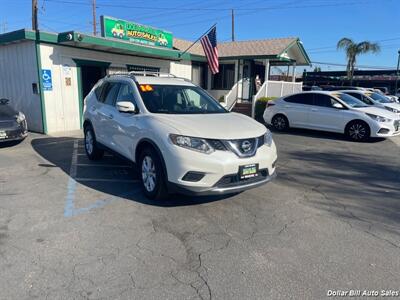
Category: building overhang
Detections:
[{"x1": 0, "y1": 29, "x2": 191, "y2": 61}]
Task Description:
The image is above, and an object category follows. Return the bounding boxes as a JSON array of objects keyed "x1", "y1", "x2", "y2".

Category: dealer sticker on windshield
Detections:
[
  {"x1": 239, "y1": 164, "x2": 259, "y2": 179},
  {"x1": 0, "y1": 131, "x2": 7, "y2": 139}
]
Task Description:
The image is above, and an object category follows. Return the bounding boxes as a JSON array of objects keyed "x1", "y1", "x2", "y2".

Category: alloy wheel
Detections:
[
  {"x1": 273, "y1": 116, "x2": 287, "y2": 130},
  {"x1": 142, "y1": 156, "x2": 156, "y2": 192},
  {"x1": 85, "y1": 130, "x2": 94, "y2": 155},
  {"x1": 348, "y1": 123, "x2": 367, "y2": 140}
]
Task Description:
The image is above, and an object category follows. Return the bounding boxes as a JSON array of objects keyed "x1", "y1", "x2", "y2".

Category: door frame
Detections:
[{"x1": 72, "y1": 59, "x2": 111, "y2": 128}]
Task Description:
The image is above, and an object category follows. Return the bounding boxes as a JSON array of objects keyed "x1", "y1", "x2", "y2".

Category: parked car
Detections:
[
  {"x1": 263, "y1": 91, "x2": 400, "y2": 141},
  {"x1": 341, "y1": 90, "x2": 400, "y2": 115},
  {"x1": 0, "y1": 98, "x2": 28, "y2": 143},
  {"x1": 322, "y1": 86, "x2": 365, "y2": 91},
  {"x1": 83, "y1": 73, "x2": 277, "y2": 200}
]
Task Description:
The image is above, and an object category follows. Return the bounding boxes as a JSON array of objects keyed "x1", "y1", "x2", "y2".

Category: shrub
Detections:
[
  {"x1": 255, "y1": 97, "x2": 277, "y2": 122},
  {"x1": 218, "y1": 95, "x2": 225, "y2": 103}
]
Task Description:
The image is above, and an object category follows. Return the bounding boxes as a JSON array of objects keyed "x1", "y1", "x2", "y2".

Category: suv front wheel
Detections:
[{"x1": 139, "y1": 147, "x2": 168, "y2": 200}]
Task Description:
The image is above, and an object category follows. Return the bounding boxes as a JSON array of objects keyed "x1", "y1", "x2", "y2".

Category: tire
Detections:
[
  {"x1": 345, "y1": 121, "x2": 370, "y2": 142},
  {"x1": 139, "y1": 147, "x2": 168, "y2": 200},
  {"x1": 84, "y1": 125, "x2": 104, "y2": 160},
  {"x1": 271, "y1": 114, "x2": 289, "y2": 131}
]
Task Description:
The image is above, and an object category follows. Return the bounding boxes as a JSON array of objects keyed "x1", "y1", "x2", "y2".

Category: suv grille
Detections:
[{"x1": 206, "y1": 135, "x2": 265, "y2": 157}]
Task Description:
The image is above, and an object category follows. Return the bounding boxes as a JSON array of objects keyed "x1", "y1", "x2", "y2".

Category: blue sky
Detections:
[{"x1": 1, "y1": 0, "x2": 399, "y2": 71}]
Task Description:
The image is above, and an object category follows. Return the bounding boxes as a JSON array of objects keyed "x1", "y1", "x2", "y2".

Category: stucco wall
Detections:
[
  {"x1": 0, "y1": 41, "x2": 43, "y2": 132},
  {"x1": 39, "y1": 43, "x2": 190, "y2": 133}
]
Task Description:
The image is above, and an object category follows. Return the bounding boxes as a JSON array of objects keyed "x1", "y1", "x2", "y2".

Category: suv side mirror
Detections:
[
  {"x1": 332, "y1": 102, "x2": 345, "y2": 109},
  {"x1": 116, "y1": 101, "x2": 137, "y2": 114}
]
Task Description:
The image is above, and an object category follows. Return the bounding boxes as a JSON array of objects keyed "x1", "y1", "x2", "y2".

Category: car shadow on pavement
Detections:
[
  {"x1": 31, "y1": 137, "x2": 235, "y2": 207},
  {"x1": 266, "y1": 125, "x2": 386, "y2": 143},
  {"x1": 0, "y1": 139, "x2": 24, "y2": 148},
  {"x1": 277, "y1": 149, "x2": 400, "y2": 227}
]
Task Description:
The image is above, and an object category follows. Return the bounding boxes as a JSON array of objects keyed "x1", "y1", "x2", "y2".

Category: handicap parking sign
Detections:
[{"x1": 42, "y1": 69, "x2": 53, "y2": 91}]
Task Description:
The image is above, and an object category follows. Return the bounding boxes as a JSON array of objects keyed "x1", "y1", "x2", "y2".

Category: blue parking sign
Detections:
[{"x1": 42, "y1": 69, "x2": 53, "y2": 91}]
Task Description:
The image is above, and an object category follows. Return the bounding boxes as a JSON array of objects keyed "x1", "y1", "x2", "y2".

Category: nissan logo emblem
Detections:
[{"x1": 241, "y1": 140, "x2": 252, "y2": 152}]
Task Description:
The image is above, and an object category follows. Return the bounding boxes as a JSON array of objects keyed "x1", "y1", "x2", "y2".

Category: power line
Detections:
[{"x1": 311, "y1": 61, "x2": 394, "y2": 70}]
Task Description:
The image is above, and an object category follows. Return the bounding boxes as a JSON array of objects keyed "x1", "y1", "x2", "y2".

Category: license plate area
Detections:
[{"x1": 239, "y1": 163, "x2": 259, "y2": 180}]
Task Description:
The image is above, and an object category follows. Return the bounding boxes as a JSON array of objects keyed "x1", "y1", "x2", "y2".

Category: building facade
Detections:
[{"x1": 0, "y1": 28, "x2": 310, "y2": 134}]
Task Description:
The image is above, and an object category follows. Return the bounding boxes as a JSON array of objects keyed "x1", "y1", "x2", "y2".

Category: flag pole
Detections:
[{"x1": 178, "y1": 23, "x2": 217, "y2": 58}]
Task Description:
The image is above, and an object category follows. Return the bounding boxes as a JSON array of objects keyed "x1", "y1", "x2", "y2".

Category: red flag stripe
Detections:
[{"x1": 201, "y1": 38, "x2": 218, "y2": 72}]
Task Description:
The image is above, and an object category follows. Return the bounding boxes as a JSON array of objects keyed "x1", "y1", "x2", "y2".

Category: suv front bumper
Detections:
[
  {"x1": 162, "y1": 141, "x2": 278, "y2": 195},
  {"x1": 168, "y1": 170, "x2": 276, "y2": 196}
]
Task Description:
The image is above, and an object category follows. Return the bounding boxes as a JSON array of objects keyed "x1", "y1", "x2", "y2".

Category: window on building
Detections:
[{"x1": 211, "y1": 64, "x2": 235, "y2": 90}]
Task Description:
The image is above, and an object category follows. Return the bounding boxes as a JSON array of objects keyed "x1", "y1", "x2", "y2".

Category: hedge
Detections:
[{"x1": 255, "y1": 97, "x2": 277, "y2": 122}]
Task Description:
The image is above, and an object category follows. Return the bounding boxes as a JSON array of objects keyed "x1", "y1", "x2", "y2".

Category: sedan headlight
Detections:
[
  {"x1": 170, "y1": 134, "x2": 214, "y2": 154},
  {"x1": 385, "y1": 106, "x2": 400, "y2": 114},
  {"x1": 264, "y1": 130, "x2": 273, "y2": 147},
  {"x1": 366, "y1": 113, "x2": 391, "y2": 123},
  {"x1": 15, "y1": 112, "x2": 25, "y2": 123}
]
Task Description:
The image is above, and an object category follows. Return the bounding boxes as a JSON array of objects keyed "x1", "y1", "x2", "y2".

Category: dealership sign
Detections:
[{"x1": 100, "y1": 16, "x2": 173, "y2": 48}]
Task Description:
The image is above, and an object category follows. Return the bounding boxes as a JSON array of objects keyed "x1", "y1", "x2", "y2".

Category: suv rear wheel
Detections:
[
  {"x1": 84, "y1": 126, "x2": 104, "y2": 160},
  {"x1": 139, "y1": 147, "x2": 168, "y2": 200}
]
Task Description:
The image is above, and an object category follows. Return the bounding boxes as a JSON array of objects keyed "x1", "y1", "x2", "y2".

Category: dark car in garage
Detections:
[{"x1": 0, "y1": 98, "x2": 28, "y2": 143}]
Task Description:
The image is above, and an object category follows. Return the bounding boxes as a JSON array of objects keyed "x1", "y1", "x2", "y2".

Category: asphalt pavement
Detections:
[{"x1": 0, "y1": 129, "x2": 399, "y2": 299}]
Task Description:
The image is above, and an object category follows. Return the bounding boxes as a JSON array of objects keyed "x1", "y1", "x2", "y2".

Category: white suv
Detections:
[{"x1": 83, "y1": 72, "x2": 277, "y2": 200}]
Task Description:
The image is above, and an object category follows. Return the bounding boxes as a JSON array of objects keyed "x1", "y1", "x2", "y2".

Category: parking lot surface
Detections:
[{"x1": 1, "y1": 130, "x2": 399, "y2": 299}]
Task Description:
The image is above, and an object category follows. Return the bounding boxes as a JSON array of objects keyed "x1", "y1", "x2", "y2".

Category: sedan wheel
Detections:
[
  {"x1": 347, "y1": 122, "x2": 370, "y2": 141},
  {"x1": 272, "y1": 115, "x2": 288, "y2": 131},
  {"x1": 85, "y1": 130, "x2": 94, "y2": 155}
]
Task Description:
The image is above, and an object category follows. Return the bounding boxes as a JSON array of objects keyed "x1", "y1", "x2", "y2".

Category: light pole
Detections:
[{"x1": 396, "y1": 50, "x2": 400, "y2": 94}]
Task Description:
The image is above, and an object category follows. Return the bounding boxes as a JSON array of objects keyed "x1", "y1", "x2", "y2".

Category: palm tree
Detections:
[{"x1": 337, "y1": 38, "x2": 380, "y2": 84}]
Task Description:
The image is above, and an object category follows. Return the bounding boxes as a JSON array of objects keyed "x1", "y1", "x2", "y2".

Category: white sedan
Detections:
[{"x1": 263, "y1": 91, "x2": 400, "y2": 141}]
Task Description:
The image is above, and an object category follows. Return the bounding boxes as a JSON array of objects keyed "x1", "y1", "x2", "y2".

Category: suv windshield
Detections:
[
  {"x1": 138, "y1": 84, "x2": 227, "y2": 114},
  {"x1": 368, "y1": 92, "x2": 392, "y2": 103},
  {"x1": 334, "y1": 93, "x2": 368, "y2": 108}
]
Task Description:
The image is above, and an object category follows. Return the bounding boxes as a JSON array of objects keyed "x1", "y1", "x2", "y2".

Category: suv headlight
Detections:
[
  {"x1": 15, "y1": 112, "x2": 25, "y2": 123},
  {"x1": 264, "y1": 130, "x2": 273, "y2": 147},
  {"x1": 366, "y1": 113, "x2": 391, "y2": 123},
  {"x1": 385, "y1": 106, "x2": 400, "y2": 113},
  {"x1": 170, "y1": 134, "x2": 214, "y2": 154}
]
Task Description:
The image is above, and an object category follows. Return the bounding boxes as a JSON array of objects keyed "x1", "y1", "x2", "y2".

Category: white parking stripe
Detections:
[
  {"x1": 74, "y1": 178, "x2": 139, "y2": 183},
  {"x1": 75, "y1": 163, "x2": 132, "y2": 168},
  {"x1": 70, "y1": 140, "x2": 78, "y2": 178}
]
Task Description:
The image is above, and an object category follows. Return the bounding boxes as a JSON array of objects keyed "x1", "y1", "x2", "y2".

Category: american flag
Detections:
[{"x1": 200, "y1": 26, "x2": 219, "y2": 74}]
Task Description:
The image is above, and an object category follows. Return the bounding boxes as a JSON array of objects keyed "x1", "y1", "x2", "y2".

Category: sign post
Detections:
[{"x1": 100, "y1": 16, "x2": 173, "y2": 49}]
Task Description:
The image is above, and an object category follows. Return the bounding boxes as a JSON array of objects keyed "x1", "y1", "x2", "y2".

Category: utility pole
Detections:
[
  {"x1": 395, "y1": 50, "x2": 400, "y2": 94},
  {"x1": 92, "y1": 0, "x2": 97, "y2": 36},
  {"x1": 32, "y1": 0, "x2": 38, "y2": 31},
  {"x1": 0, "y1": 22, "x2": 7, "y2": 33},
  {"x1": 231, "y1": 9, "x2": 235, "y2": 42}
]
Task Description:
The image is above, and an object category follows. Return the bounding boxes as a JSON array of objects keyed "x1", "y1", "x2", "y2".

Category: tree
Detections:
[
  {"x1": 313, "y1": 66, "x2": 321, "y2": 72},
  {"x1": 337, "y1": 38, "x2": 380, "y2": 84}
]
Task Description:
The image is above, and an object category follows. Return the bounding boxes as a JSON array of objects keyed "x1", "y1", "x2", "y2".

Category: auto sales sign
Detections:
[{"x1": 100, "y1": 16, "x2": 173, "y2": 48}]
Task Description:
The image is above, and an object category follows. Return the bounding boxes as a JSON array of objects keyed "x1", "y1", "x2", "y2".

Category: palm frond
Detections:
[
  {"x1": 337, "y1": 38, "x2": 354, "y2": 50},
  {"x1": 357, "y1": 41, "x2": 381, "y2": 54}
]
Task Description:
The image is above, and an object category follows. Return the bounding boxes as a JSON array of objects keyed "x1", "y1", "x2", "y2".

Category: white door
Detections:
[
  {"x1": 281, "y1": 93, "x2": 313, "y2": 127},
  {"x1": 308, "y1": 94, "x2": 344, "y2": 132},
  {"x1": 110, "y1": 82, "x2": 140, "y2": 160},
  {"x1": 94, "y1": 82, "x2": 120, "y2": 149}
]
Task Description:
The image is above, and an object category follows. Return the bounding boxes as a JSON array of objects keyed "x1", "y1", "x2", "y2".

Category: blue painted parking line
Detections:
[{"x1": 64, "y1": 140, "x2": 119, "y2": 218}]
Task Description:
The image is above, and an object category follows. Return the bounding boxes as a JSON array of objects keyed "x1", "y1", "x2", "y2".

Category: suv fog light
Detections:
[{"x1": 182, "y1": 172, "x2": 205, "y2": 182}]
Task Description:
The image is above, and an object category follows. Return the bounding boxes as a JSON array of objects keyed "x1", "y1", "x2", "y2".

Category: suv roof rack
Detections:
[{"x1": 106, "y1": 70, "x2": 191, "y2": 82}]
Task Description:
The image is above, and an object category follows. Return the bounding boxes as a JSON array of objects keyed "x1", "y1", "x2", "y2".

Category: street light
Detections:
[{"x1": 396, "y1": 50, "x2": 400, "y2": 94}]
